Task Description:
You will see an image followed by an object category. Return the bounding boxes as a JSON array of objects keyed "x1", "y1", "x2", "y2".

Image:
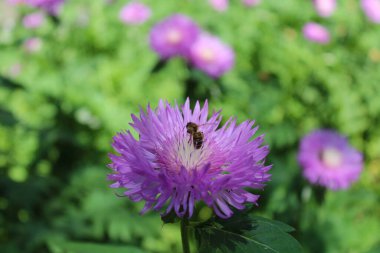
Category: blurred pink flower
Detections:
[
  {"x1": 313, "y1": 0, "x2": 336, "y2": 17},
  {"x1": 189, "y1": 33, "x2": 235, "y2": 78},
  {"x1": 298, "y1": 130, "x2": 363, "y2": 190},
  {"x1": 242, "y1": 0, "x2": 261, "y2": 7},
  {"x1": 7, "y1": 0, "x2": 25, "y2": 4},
  {"x1": 361, "y1": 0, "x2": 380, "y2": 23},
  {"x1": 23, "y1": 37, "x2": 42, "y2": 53},
  {"x1": 209, "y1": 0, "x2": 229, "y2": 12},
  {"x1": 25, "y1": 0, "x2": 64, "y2": 15},
  {"x1": 119, "y1": 1, "x2": 151, "y2": 25},
  {"x1": 150, "y1": 14, "x2": 201, "y2": 59},
  {"x1": 302, "y1": 22, "x2": 330, "y2": 44},
  {"x1": 22, "y1": 12, "x2": 44, "y2": 28}
]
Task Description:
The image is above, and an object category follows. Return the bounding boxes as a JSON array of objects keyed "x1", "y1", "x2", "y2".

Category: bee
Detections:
[
  {"x1": 186, "y1": 122, "x2": 204, "y2": 149},
  {"x1": 192, "y1": 131, "x2": 204, "y2": 149}
]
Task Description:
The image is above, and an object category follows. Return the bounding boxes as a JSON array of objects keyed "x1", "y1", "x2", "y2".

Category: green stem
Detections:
[{"x1": 181, "y1": 218, "x2": 191, "y2": 253}]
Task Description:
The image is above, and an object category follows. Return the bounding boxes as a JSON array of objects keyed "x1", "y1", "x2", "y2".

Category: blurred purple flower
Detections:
[
  {"x1": 313, "y1": 0, "x2": 336, "y2": 17},
  {"x1": 361, "y1": 0, "x2": 380, "y2": 23},
  {"x1": 119, "y1": 1, "x2": 151, "y2": 25},
  {"x1": 22, "y1": 12, "x2": 44, "y2": 28},
  {"x1": 209, "y1": 0, "x2": 229, "y2": 12},
  {"x1": 298, "y1": 130, "x2": 363, "y2": 190},
  {"x1": 242, "y1": 0, "x2": 261, "y2": 7},
  {"x1": 23, "y1": 37, "x2": 42, "y2": 53},
  {"x1": 7, "y1": 0, "x2": 25, "y2": 5},
  {"x1": 302, "y1": 22, "x2": 330, "y2": 44},
  {"x1": 150, "y1": 14, "x2": 200, "y2": 59},
  {"x1": 189, "y1": 33, "x2": 235, "y2": 78},
  {"x1": 25, "y1": 0, "x2": 64, "y2": 15},
  {"x1": 108, "y1": 99, "x2": 271, "y2": 218}
]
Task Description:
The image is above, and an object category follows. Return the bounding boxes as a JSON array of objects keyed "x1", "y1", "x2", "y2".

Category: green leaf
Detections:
[
  {"x1": 49, "y1": 241, "x2": 145, "y2": 253},
  {"x1": 194, "y1": 213, "x2": 303, "y2": 253},
  {"x1": 366, "y1": 243, "x2": 380, "y2": 253}
]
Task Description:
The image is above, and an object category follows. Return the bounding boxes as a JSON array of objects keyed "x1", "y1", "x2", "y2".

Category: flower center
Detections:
[
  {"x1": 177, "y1": 140, "x2": 204, "y2": 169},
  {"x1": 166, "y1": 29, "x2": 182, "y2": 44},
  {"x1": 199, "y1": 47, "x2": 215, "y2": 62},
  {"x1": 320, "y1": 147, "x2": 342, "y2": 168}
]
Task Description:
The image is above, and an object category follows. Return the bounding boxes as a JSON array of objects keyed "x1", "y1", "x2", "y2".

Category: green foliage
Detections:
[
  {"x1": 48, "y1": 241, "x2": 145, "y2": 253},
  {"x1": 194, "y1": 213, "x2": 302, "y2": 253},
  {"x1": 1, "y1": 0, "x2": 380, "y2": 253}
]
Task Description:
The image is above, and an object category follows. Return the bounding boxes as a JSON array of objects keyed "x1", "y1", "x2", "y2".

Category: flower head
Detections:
[
  {"x1": 23, "y1": 37, "x2": 42, "y2": 53},
  {"x1": 7, "y1": 0, "x2": 25, "y2": 5},
  {"x1": 119, "y1": 1, "x2": 151, "y2": 25},
  {"x1": 108, "y1": 99, "x2": 271, "y2": 218},
  {"x1": 313, "y1": 0, "x2": 336, "y2": 17},
  {"x1": 22, "y1": 12, "x2": 44, "y2": 28},
  {"x1": 302, "y1": 22, "x2": 330, "y2": 44},
  {"x1": 149, "y1": 14, "x2": 200, "y2": 59},
  {"x1": 209, "y1": 0, "x2": 229, "y2": 12},
  {"x1": 298, "y1": 129, "x2": 363, "y2": 190},
  {"x1": 242, "y1": 0, "x2": 261, "y2": 7},
  {"x1": 361, "y1": 0, "x2": 380, "y2": 23},
  {"x1": 25, "y1": 0, "x2": 64, "y2": 15},
  {"x1": 189, "y1": 33, "x2": 235, "y2": 78}
]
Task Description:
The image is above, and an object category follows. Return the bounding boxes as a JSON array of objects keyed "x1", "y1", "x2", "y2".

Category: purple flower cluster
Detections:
[
  {"x1": 242, "y1": 0, "x2": 261, "y2": 7},
  {"x1": 189, "y1": 34, "x2": 235, "y2": 78},
  {"x1": 208, "y1": 0, "x2": 261, "y2": 11},
  {"x1": 25, "y1": 0, "x2": 65, "y2": 15},
  {"x1": 302, "y1": 22, "x2": 330, "y2": 44},
  {"x1": 22, "y1": 12, "x2": 45, "y2": 29},
  {"x1": 209, "y1": 0, "x2": 229, "y2": 12},
  {"x1": 150, "y1": 15, "x2": 199, "y2": 59},
  {"x1": 361, "y1": 0, "x2": 380, "y2": 23},
  {"x1": 313, "y1": 0, "x2": 336, "y2": 17},
  {"x1": 23, "y1": 37, "x2": 43, "y2": 53},
  {"x1": 298, "y1": 130, "x2": 363, "y2": 190},
  {"x1": 303, "y1": 0, "x2": 335, "y2": 44},
  {"x1": 304, "y1": 0, "x2": 380, "y2": 44},
  {"x1": 108, "y1": 99, "x2": 271, "y2": 218},
  {"x1": 119, "y1": 1, "x2": 151, "y2": 25},
  {"x1": 150, "y1": 14, "x2": 235, "y2": 78},
  {"x1": 8, "y1": 0, "x2": 65, "y2": 15}
]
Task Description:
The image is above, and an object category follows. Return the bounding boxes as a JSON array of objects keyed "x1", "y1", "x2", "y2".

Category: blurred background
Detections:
[{"x1": 1, "y1": 0, "x2": 380, "y2": 252}]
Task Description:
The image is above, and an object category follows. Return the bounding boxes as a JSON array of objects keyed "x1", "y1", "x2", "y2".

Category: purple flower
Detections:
[
  {"x1": 7, "y1": 0, "x2": 25, "y2": 5},
  {"x1": 119, "y1": 1, "x2": 151, "y2": 25},
  {"x1": 189, "y1": 33, "x2": 235, "y2": 78},
  {"x1": 25, "y1": 0, "x2": 64, "y2": 15},
  {"x1": 298, "y1": 130, "x2": 363, "y2": 190},
  {"x1": 242, "y1": 0, "x2": 261, "y2": 7},
  {"x1": 23, "y1": 37, "x2": 42, "y2": 53},
  {"x1": 361, "y1": 0, "x2": 380, "y2": 23},
  {"x1": 313, "y1": 0, "x2": 336, "y2": 17},
  {"x1": 108, "y1": 99, "x2": 271, "y2": 218},
  {"x1": 149, "y1": 14, "x2": 200, "y2": 59},
  {"x1": 209, "y1": 0, "x2": 229, "y2": 12},
  {"x1": 302, "y1": 22, "x2": 330, "y2": 44},
  {"x1": 22, "y1": 12, "x2": 44, "y2": 29}
]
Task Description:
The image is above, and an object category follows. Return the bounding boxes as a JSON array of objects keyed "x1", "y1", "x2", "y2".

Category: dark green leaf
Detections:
[
  {"x1": 194, "y1": 213, "x2": 303, "y2": 253},
  {"x1": 49, "y1": 241, "x2": 145, "y2": 253},
  {"x1": 366, "y1": 243, "x2": 380, "y2": 253}
]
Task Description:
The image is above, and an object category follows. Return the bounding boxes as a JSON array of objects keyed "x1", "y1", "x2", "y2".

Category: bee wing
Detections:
[{"x1": 198, "y1": 122, "x2": 219, "y2": 132}]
